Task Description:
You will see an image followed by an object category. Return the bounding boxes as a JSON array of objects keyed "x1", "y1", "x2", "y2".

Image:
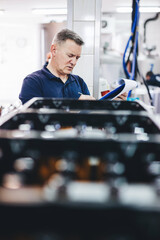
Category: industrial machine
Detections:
[{"x1": 0, "y1": 98, "x2": 160, "y2": 240}]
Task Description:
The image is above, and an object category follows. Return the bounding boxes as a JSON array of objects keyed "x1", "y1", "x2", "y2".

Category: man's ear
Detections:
[{"x1": 51, "y1": 44, "x2": 57, "y2": 57}]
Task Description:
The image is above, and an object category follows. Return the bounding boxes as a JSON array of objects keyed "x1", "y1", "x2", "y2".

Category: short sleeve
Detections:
[
  {"x1": 78, "y1": 76, "x2": 90, "y2": 95},
  {"x1": 19, "y1": 76, "x2": 43, "y2": 104}
]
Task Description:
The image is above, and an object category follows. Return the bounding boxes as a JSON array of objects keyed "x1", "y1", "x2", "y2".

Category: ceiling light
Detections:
[
  {"x1": 140, "y1": 7, "x2": 160, "y2": 13},
  {"x1": 116, "y1": 6, "x2": 160, "y2": 13},
  {"x1": 32, "y1": 8, "x2": 67, "y2": 15},
  {"x1": 116, "y1": 7, "x2": 132, "y2": 13}
]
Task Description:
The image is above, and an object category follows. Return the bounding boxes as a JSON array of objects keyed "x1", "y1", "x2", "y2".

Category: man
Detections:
[
  {"x1": 19, "y1": 29, "x2": 95, "y2": 104},
  {"x1": 146, "y1": 71, "x2": 160, "y2": 87},
  {"x1": 19, "y1": 29, "x2": 126, "y2": 104}
]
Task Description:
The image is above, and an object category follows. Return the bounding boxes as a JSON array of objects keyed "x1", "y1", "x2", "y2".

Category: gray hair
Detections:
[{"x1": 52, "y1": 28, "x2": 84, "y2": 46}]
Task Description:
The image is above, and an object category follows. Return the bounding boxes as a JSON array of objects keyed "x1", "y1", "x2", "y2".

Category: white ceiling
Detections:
[
  {"x1": 0, "y1": 0, "x2": 160, "y2": 13},
  {"x1": 0, "y1": 0, "x2": 67, "y2": 12},
  {"x1": 0, "y1": 0, "x2": 68, "y2": 23},
  {"x1": 102, "y1": 0, "x2": 160, "y2": 12}
]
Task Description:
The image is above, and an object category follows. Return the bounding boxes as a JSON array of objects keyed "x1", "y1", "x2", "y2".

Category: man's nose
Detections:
[{"x1": 70, "y1": 57, "x2": 77, "y2": 65}]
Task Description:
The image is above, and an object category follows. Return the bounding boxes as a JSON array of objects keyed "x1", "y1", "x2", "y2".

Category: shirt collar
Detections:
[
  {"x1": 42, "y1": 64, "x2": 75, "y2": 84},
  {"x1": 42, "y1": 64, "x2": 58, "y2": 80}
]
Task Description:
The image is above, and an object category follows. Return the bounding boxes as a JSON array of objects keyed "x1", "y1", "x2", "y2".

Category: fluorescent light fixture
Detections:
[
  {"x1": 116, "y1": 7, "x2": 132, "y2": 13},
  {"x1": 32, "y1": 8, "x2": 67, "y2": 15},
  {"x1": 116, "y1": 6, "x2": 160, "y2": 13},
  {"x1": 140, "y1": 7, "x2": 160, "y2": 13}
]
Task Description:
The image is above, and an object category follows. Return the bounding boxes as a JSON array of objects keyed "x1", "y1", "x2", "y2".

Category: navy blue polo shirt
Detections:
[{"x1": 19, "y1": 65, "x2": 90, "y2": 104}]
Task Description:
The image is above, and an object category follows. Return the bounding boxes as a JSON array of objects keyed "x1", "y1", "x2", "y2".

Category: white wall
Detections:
[
  {"x1": 0, "y1": 21, "x2": 41, "y2": 105},
  {"x1": 0, "y1": 0, "x2": 67, "y2": 106}
]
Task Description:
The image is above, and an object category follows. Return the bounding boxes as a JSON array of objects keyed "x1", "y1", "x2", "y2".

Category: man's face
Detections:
[
  {"x1": 146, "y1": 75, "x2": 151, "y2": 81},
  {"x1": 52, "y1": 39, "x2": 82, "y2": 75}
]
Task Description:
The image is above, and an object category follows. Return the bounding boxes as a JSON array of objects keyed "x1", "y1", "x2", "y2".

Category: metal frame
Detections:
[{"x1": 93, "y1": 0, "x2": 102, "y2": 98}]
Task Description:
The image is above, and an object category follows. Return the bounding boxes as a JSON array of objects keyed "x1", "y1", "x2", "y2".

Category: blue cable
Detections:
[
  {"x1": 123, "y1": 36, "x2": 132, "y2": 79},
  {"x1": 150, "y1": 63, "x2": 154, "y2": 72},
  {"x1": 128, "y1": 34, "x2": 139, "y2": 98},
  {"x1": 131, "y1": 3, "x2": 140, "y2": 80},
  {"x1": 122, "y1": 0, "x2": 140, "y2": 98},
  {"x1": 128, "y1": 1, "x2": 140, "y2": 97},
  {"x1": 123, "y1": 1, "x2": 139, "y2": 78}
]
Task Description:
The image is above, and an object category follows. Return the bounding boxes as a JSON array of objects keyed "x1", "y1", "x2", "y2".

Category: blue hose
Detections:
[
  {"x1": 123, "y1": 0, "x2": 139, "y2": 80},
  {"x1": 128, "y1": 1, "x2": 140, "y2": 97},
  {"x1": 122, "y1": 0, "x2": 140, "y2": 98}
]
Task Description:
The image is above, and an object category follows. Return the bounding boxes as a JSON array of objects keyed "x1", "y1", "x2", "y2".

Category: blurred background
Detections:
[{"x1": 0, "y1": 0, "x2": 160, "y2": 108}]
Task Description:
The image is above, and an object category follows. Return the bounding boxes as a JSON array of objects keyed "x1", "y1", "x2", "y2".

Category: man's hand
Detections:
[
  {"x1": 114, "y1": 92, "x2": 127, "y2": 101},
  {"x1": 78, "y1": 94, "x2": 96, "y2": 100}
]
